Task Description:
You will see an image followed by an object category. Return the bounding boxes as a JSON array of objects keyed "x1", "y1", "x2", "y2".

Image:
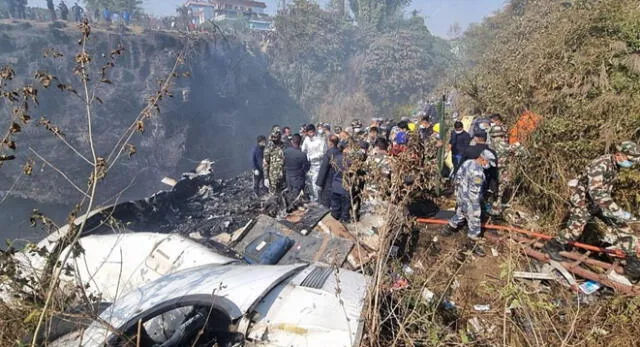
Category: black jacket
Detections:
[
  {"x1": 251, "y1": 145, "x2": 264, "y2": 172},
  {"x1": 284, "y1": 146, "x2": 310, "y2": 189},
  {"x1": 449, "y1": 130, "x2": 471, "y2": 156},
  {"x1": 330, "y1": 151, "x2": 349, "y2": 196},
  {"x1": 316, "y1": 147, "x2": 341, "y2": 189}
]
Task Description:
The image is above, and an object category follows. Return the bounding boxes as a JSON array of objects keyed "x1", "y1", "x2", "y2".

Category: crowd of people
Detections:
[
  {"x1": 250, "y1": 111, "x2": 640, "y2": 265},
  {"x1": 250, "y1": 111, "x2": 513, "y2": 242}
]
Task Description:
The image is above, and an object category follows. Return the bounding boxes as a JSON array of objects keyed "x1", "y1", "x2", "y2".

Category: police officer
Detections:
[
  {"x1": 263, "y1": 126, "x2": 286, "y2": 196},
  {"x1": 544, "y1": 141, "x2": 640, "y2": 266},
  {"x1": 443, "y1": 149, "x2": 497, "y2": 257}
]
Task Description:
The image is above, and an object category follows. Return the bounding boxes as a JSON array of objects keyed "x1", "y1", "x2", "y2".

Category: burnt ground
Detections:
[{"x1": 79, "y1": 171, "x2": 264, "y2": 240}]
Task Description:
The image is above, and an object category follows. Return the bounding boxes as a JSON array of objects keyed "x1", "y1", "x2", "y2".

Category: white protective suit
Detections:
[{"x1": 301, "y1": 135, "x2": 327, "y2": 201}]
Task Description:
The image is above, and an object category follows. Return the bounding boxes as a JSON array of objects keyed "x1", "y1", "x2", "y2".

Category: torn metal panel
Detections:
[
  {"x1": 279, "y1": 203, "x2": 331, "y2": 234},
  {"x1": 249, "y1": 265, "x2": 368, "y2": 347},
  {"x1": 234, "y1": 214, "x2": 354, "y2": 267},
  {"x1": 80, "y1": 263, "x2": 308, "y2": 345}
]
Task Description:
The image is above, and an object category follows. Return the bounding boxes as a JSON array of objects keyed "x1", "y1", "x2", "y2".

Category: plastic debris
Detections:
[
  {"x1": 513, "y1": 271, "x2": 556, "y2": 280},
  {"x1": 473, "y1": 304, "x2": 491, "y2": 312},
  {"x1": 402, "y1": 264, "x2": 414, "y2": 276},
  {"x1": 607, "y1": 271, "x2": 633, "y2": 286},
  {"x1": 421, "y1": 288, "x2": 435, "y2": 303},
  {"x1": 491, "y1": 248, "x2": 499, "y2": 257},
  {"x1": 579, "y1": 280, "x2": 602, "y2": 295},
  {"x1": 391, "y1": 278, "x2": 409, "y2": 290}
]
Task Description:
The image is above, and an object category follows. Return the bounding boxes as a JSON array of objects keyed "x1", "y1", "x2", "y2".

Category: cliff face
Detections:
[{"x1": 0, "y1": 21, "x2": 306, "y2": 206}]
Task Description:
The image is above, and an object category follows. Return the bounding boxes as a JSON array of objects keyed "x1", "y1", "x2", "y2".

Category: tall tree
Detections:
[
  {"x1": 349, "y1": 0, "x2": 410, "y2": 29},
  {"x1": 83, "y1": 0, "x2": 142, "y2": 13}
]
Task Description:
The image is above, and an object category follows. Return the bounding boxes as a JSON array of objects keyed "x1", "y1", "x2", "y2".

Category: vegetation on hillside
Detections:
[
  {"x1": 82, "y1": 0, "x2": 143, "y2": 13},
  {"x1": 268, "y1": 0, "x2": 452, "y2": 122},
  {"x1": 458, "y1": 0, "x2": 640, "y2": 222}
]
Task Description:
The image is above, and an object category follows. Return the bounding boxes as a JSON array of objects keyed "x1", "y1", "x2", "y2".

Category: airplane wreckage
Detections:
[
  {"x1": 1, "y1": 161, "x2": 374, "y2": 347},
  {"x1": 4, "y1": 159, "x2": 640, "y2": 346}
]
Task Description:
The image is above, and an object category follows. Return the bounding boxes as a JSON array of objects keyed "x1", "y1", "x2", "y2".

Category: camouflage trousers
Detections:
[
  {"x1": 559, "y1": 182, "x2": 637, "y2": 253},
  {"x1": 491, "y1": 166, "x2": 511, "y2": 213},
  {"x1": 559, "y1": 183, "x2": 592, "y2": 241},
  {"x1": 268, "y1": 174, "x2": 285, "y2": 196},
  {"x1": 449, "y1": 202, "x2": 482, "y2": 238}
]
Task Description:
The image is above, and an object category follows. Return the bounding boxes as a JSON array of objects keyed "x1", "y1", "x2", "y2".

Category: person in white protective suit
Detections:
[{"x1": 301, "y1": 124, "x2": 327, "y2": 201}]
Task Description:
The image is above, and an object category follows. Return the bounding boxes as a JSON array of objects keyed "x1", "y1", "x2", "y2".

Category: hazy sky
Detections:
[{"x1": 29, "y1": 0, "x2": 507, "y2": 38}]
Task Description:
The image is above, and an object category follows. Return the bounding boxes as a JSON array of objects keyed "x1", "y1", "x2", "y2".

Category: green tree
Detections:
[
  {"x1": 269, "y1": 0, "x2": 451, "y2": 120},
  {"x1": 83, "y1": 0, "x2": 142, "y2": 13},
  {"x1": 348, "y1": 0, "x2": 410, "y2": 29},
  {"x1": 361, "y1": 30, "x2": 431, "y2": 112}
]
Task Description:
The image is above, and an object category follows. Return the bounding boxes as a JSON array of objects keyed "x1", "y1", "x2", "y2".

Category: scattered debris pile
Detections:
[{"x1": 83, "y1": 170, "x2": 263, "y2": 239}]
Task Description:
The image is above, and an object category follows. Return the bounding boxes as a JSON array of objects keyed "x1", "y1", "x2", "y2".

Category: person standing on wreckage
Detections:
[
  {"x1": 301, "y1": 124, "x2": 327, "y2": 202},
  {"x1": 284, "y1": 133, "x2": 310, "y2": 203},
  {"x1": 544, "y1": 141, "x2": 640, "y2": 278},
  {"x1": 442, "y1": 149, "x2": 498, "y2": 257},
  {"x1": 263, "y1": 126, "x2": 286, "y2": 196}
]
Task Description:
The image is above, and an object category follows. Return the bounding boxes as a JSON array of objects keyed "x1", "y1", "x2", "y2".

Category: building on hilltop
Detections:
[{"x1": 185, "y1": 0, "x2": 274, "y2": 31}]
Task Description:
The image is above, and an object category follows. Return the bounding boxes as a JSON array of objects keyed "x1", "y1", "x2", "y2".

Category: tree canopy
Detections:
[
  {"x1": 82, "y1": 0, "x2": 142, "y2": 13},
  {"x1": 268, "y1": 0, "x2": 452, "y2": 122},
  {"x1": 458, "y1": 0, "x2": 640, "y2": 219}
]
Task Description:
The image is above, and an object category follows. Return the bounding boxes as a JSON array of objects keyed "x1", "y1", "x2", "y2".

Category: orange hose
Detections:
[{"x1": 416, "y1": 217, "x2": 626, "y2": 258}]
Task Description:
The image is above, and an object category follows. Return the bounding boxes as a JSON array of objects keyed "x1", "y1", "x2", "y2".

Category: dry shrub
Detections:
[
  {"x1": 459, "y1": 0, "x2": 640, "y2": 224},
  {"x1": 0, "y1": 303, "x2": 30, "y2": 346}
]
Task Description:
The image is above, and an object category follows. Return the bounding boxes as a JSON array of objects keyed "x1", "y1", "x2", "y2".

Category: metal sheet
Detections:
[
  {"x1": 249, "y1": 265, "x2": 368, "y2": 347},
  {"x1": 81, "y1": 263, "x2": 307, "y2": 345},
  {"x1": 62, "y1": 232, "x2": 240, "y2": 302}
]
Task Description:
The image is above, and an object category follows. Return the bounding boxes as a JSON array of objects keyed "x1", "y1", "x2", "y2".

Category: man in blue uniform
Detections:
[{"x1": 443, "y1": 149, "x2": 496, "y2": 256}]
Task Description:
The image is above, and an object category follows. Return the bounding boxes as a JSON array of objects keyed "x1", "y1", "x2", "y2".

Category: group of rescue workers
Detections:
[{"x1": 251, "y1": 110, "x2": 640, "y2": 275}]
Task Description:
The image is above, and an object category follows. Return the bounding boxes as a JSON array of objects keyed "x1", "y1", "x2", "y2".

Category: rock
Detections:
[{"x1": 0, "y1": 22, "x2": 307, "y2": 207}]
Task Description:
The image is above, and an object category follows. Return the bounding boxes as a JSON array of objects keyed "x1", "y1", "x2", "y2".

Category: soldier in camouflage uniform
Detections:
[
  {"x1": 351, "y1": 119, "x2": 364, "y2": 140},
  {"x1": 488, "y1": 115, "x2": 511, "y2": 214},
  {"x1": 263, "y1": 126, "x2": 286, "y2": 196},
  {"x1": 443, "y1": 149, "x2": 497, "y2": 257},
  {"x1": 544, "y1": 141, "x2": 640, "y2": 264}
]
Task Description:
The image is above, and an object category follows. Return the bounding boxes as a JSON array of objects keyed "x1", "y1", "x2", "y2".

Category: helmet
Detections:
[
  {"x1": 270, "y1": 126, "x2": 282, "y2": 140},
  {"x1": 617, "y1": 141, "x2": 640, "y2": 160},
  {"x1": 488, "y1": 124, "x2": 507, "y2": 139},
  {"x1": 351, "y1": 119, "x2": 363, "y2": 129},
  {"x1": 334, "y1": 126, "x2": 343, "y2": 134}
]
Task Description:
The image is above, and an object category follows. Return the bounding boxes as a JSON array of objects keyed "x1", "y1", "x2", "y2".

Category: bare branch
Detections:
[{"x1": 29, "y1": 147, "x2": 90, "y2": 199}]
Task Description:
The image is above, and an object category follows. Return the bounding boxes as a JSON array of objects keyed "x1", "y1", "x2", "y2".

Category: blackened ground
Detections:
[{"x1": 84, "y1": 172, "x2": 263, "y2": 238}]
